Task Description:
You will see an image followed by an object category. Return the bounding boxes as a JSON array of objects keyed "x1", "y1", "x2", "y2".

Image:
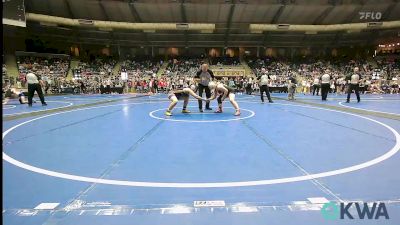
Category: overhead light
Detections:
[
  {"x1": 78, "y1": 19, "x2": 94, "y2": 26},
  {"x1": 367, "y1": 22, "x2": 383, "y2": 27},
  {"x1": 176, "y1": 23, "x2": 189, "y2": 30},
  {"x1": 277, "y1": 24, "x2": 290, "y2": 30}
]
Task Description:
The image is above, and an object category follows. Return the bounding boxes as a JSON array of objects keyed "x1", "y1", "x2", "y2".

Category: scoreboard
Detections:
[{"x1": 3, "y1": 0, "x2": 26, "y2": 27}]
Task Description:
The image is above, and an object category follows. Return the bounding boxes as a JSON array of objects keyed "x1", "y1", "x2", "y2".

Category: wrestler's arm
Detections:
[
  {"x1": 220, "y1": 86, "x2": 229, "y2": 101},
  {"x1": 185, "y1": 88, "x2": 206, "y2": 101},
  {"x1": 208, "y1": 90, "x2": 217, "y2": 101}
]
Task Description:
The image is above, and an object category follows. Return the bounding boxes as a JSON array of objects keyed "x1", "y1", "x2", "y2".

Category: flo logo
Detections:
[
  {"x1": 359, "y1": 12, "x2": 382, "y2": 20},
  {"x1": 321, "y1": 202, "x2": 389, "y2": 220}
]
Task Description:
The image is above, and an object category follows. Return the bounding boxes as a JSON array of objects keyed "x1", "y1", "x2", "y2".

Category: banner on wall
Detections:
[{"x1": 212, "y1": 68, "x2": 246, "y2": 77}]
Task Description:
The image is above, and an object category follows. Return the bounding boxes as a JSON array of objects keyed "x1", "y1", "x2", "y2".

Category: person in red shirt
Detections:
[{"x1": 142, "y1": 80, "x2": 147, "y2": 92}]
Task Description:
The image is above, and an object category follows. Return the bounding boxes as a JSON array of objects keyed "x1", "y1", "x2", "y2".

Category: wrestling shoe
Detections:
[
  {"x1": 165, "y1": 111, "x2": 172, "y2": 116},
  {"x1": 234, "y1": 110, "x2": 241, "y2": 116},
  {"x1": 269, "y1": 100, "x2": 274, "y2": 103},
  {"x1": 199, "y1": 109, "x2": 204, "y2": 113},
  {"x1": 205, "y1": 107, "x2": 212, "y2": 110},
  {"x1": 214, "y1": 108, "x2": 223, "y2": 113},
  {"x1": 182, "y1": 109, "x2": 191, "y2": 113},
  {"x1": 42, "y1": 103, "x2": 47, "y2": 106}
]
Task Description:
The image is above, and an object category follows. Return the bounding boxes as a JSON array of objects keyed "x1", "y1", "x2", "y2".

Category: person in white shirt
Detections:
[
  {"x1": 320, "y1": 69, "x2": 331, "y2": 101},
  {"x1": 26, "y1": 71, "x2": 47, "y2": 106},
  {"x1": 330, "y1": 81, "x2": 336, "y2": 95},
  {"x1": 312, "y1": 73, "x2": 320, "y2": 96},
  {"x1": 105, "y1": 78, "x2": 112, "y2": 94},
  {"x1": 346, "y1": 67, "x2": 361, "y2": 103},
  {"x1": 246, "y1": 77, "x2": 253, "y2": 95},
  {"x1": 258, "y1": 68, "x2": 273, "y2": 103},
  {"x1": 287, "y1": 76, "x2": 297, "y2": 100},
  {"x1": 306, "y1": 79, "x2": 311, "y2": 94}
]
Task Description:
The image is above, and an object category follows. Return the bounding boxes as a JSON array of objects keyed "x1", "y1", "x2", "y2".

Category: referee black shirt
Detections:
[{"x1": 195, "y1": 69, "x2": 215, "y2": 87}]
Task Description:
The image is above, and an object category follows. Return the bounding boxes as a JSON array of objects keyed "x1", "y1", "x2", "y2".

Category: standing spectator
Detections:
[
  {"x1": 228, "y1": 78, "x2": 235, "y2": 88},
  {"x1": 312, "y1": 73, "x2": 320, "y2": 96},
  {"x1": 287, "y1": 76, "x2": 297, "y2": 101},
  {"x1": 136, "y1": 80, "x2": 142, "y2": 93},
  {"x1": 80, "y1": 80, "x2": 86, "y2": 94},
  {"x1": 41, "y1": 74, "x2": 50, "y2": 94},
  {"x1": 306, "y1": 79, "x2": 312, "y2": 94},
  {"x1": 128, "y1": 79, "x2": 132, "y2": 92},
  {"x1": 301, "y1": 79, "x2": 307, "y2": 95},
  {"x1": 105, "y1": 78, "x2": 111, "y2": 94},
  {"x1": 330, "y1": 80, "x2": 336, "y2": 94},
  {"x1": 236, "y1": 78, "x2": 244, "y2": 95},
  {"x1": 142, "y1": 80, "x2": 148, "y2": 93},
  {"x1": 153, "y1": 78, "x2": 158, "y2": 94},
  {"x1": 19, "y1": 73, "x2": 26, "y2": 87},
  {"x1": 246, "y1": 77, "x2": 253, "y2": 95}
]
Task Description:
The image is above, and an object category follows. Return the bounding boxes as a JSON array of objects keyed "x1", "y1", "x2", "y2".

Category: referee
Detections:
[
  {"x1": 195, "y1": 64, "x2": 214, "y2": 112},
  {"x1": 26, "y1": 70, "x2": 47, "y2": 107},
  {"x1": 346, "y1": 67, "x2": 361, "y2": 103},
  {"x1": 320, "y1": 69, "x2": 331, "y2": 101},
  {"x1": 258, "y1": 68, "x2": 273, "y2": 103}
]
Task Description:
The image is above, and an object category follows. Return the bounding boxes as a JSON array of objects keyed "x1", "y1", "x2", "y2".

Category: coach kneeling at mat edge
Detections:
[
  {"x1": 26, "y1": 70, "x2": 47, "y2": 107},
  {"x1": 195, "y1": 63, "x2": 214, "y2": 113}
]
